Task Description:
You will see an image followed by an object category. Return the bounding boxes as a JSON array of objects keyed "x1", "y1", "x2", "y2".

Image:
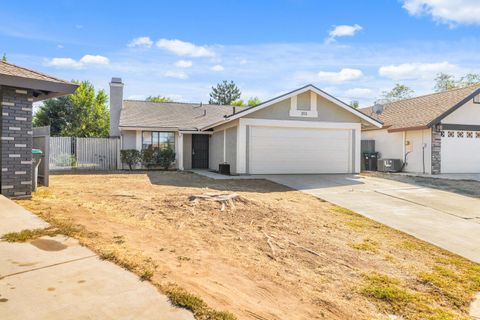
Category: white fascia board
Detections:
[
  {"x1": 200, "y1": 85, "x2": 382, "y2": 130},
  {"x1": 241, "y1": 118, "x2": 361, "y2": 130},
  {"x1": 120, "y1": 126, "x2": 180, "y2": 132},
  {"x1": 178, "y1": 130, "x2": 213, "y2": 135}
]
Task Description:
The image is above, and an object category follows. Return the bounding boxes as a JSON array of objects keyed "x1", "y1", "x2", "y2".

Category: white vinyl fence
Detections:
[{"x1": 49, "y1": 137, "x2": 121, "y2": 171}]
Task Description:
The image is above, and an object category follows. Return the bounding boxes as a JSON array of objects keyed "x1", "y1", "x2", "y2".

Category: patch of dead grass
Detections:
[{"x1": 15, "y1": 173, "x2": 480, "y2": 320}]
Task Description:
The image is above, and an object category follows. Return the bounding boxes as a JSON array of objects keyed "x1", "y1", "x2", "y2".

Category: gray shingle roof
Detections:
[
  {"x1": 119, "y1": 100, "x2": 243, "y2": 130},
  {"x1": 359, "y1": 84, "x2": 480, "y2": 131}
]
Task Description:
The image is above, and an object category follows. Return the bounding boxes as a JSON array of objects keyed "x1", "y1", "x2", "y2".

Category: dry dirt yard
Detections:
[{"x1": 16, "y1": 172, "x2": 480, "y2": 320}]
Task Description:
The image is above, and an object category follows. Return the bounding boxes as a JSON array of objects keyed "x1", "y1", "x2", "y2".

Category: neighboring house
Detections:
[
  {"x1": 360, "y1": 84, "x2": 480, "y2": 174},
  {"x1": 109, "y1": 78, "x2": 382, "y2": 174},
  {"x1": 0, "y1": 61, "x2": 77, "y2": 198}
]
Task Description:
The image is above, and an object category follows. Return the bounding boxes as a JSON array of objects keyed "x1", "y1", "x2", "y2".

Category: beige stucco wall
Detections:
[
  {"x1": 225, "y1": 127, "x2": 237, "y2": 174},
  {"x1": 209, "y1": 131, "x2": 224, "y2": 171},
  {"x1": 362, "y1": 128, "x2": 432, "y2": 174},
  {"x1": 362, "y1": 129, "x2": 404, "y2": 160},
  {"x1": 183, "y1": 134, "x2": 192, "y2": 170},
  {"x1": 121, "y1": 130, "x2": 137, "y2": 150},
  {"x1": 244, "y1": 90, "x2": 361, "y2": 123},
  {"x1": 441, "y1": 99, "x2": 480, "y2": 125},
  {"x1": 404, "y1": 129, "x2": 432, "y2": 174}
]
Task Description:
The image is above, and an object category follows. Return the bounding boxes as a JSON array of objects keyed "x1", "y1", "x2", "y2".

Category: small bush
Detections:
[
  {"x1": 157, "y1": 148, "x2": 176, "y2": 170},
  {"x1": 120, "y1": 149, "x2": 141, "y2": 170},
  {"x1": 141, "y1": 145, "x2": 157, "y2": 168}
]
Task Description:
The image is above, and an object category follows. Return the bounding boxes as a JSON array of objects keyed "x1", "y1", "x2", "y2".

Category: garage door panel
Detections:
[
  {"x1": 441, "y1": 130, "x2": 480, "y2": 173},
  {"x1": 249, "y1": 126, "x2": 351, "y2": 174}
]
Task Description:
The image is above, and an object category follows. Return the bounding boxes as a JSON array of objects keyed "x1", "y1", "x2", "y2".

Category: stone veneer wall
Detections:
[
  {"x1": 431, "y1": 125, "x2": 442, "y2": 174},
  {"x1": 0, "y1": 86, "x2": 33, "y2": 198}
]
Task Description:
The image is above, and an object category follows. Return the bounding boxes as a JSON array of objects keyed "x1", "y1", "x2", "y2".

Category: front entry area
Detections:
[
  {"x1": 191, "y1": 134, "x2": 209, "y2": 169},
  {"x1": 248, "y1": 126, "x2": 353, "y2": 174}
]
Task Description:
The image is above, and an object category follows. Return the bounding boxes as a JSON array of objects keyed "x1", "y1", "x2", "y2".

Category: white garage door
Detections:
[
  {"x1": 248, "y1": 126, "x2": 352, "y2": 174},
  {"x1": 441, "y1": 130, "x2": 480, "y2": 173}
]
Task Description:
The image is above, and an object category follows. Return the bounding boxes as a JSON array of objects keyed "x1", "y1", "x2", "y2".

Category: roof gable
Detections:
[
  {"x1": 202, "y1": 84, "x2": 382, "y2": 130},
  {"x1": 360, "y1": 84, "x2": 480, "y2": 132}
]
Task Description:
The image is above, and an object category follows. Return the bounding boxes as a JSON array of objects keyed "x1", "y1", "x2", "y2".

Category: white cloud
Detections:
[
  {"x1": 175, "y1": 60, "x2": 193, "y2": 68},
  {"x1": 45, "y1": 54, "x2": 109, "y2": 69},
  {"x1": 45, "y1": 57, "x2": 83, "y2": 69},
  {"x1": 211, "y1": 64, "x2": 224, "y2": 72},
  {"x1": 344, "y1": 88, "x2": 373, "y2": 98},
  {"x1": 79, "y1": 54, "x2": 110, "y2": 65},
  {"x1": 402, "y1": 0, "x2": 480, "y2": 25},
  {"x1": 128, "y1": 36, "x2": 153, "y2": 48},
  {"x1": 163, "y1": 70, "x2": 188, "y2": 79},
  {"x1": 317, "y1": 68, "x2": 363, "y2": 83},
  {"x1": 156, "y1": 39, "x2": 215, "y2": 57},
  {"x1": 56, "y1": 44, "x2": 64, "y2": 49},
  {"x1": 378, "y1": 61, "x2": 457, "y2": 79},
  {"x1": 327, "y1": 24, "x2": 362, "y2": 42},
  {"x1": 239, "y1": 59, "x2": 248, "y2": 65}
]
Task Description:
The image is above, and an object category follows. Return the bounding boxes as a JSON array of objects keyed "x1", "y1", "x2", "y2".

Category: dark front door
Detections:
[{"x1": 192, "y1": 135, "x2": 209, "y2": 169}]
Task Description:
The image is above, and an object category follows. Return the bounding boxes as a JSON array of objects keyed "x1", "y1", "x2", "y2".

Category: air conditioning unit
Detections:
[{"x1": 377, "y1": 159, "x2": 403, "y2": 172}]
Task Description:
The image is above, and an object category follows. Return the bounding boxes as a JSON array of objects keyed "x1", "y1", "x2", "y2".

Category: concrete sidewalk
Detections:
[
  {"x1": 266, "y1": 174, "x2": 480, "y2": 263},
  {"x1": 0, "y1": 195, "x2": 193, "y2": 320}
]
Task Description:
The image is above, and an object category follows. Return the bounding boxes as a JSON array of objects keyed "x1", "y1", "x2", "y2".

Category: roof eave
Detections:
[
  {"x1": 387, "y1": 125, "x2": 429, "y2": 133},
  {"x1": 202, "y1": 84, "x2": 383, "y2": 130},
  {"x1": 426, "y1": 87, "x2": 480, "y2": 128},
  {"x1": 0, "y1": 74, "x2": 78, "y2": 101}
]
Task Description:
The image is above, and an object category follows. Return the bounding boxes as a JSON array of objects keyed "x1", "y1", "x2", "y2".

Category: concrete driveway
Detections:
[{"x1": 265, "y1": 174, "x2": 480, "y2": 263}]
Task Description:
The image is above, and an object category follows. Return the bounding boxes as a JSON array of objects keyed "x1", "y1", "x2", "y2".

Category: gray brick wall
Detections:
[
  {"x1": 0, "y1": 86, "x2": 33, "y2": 198},
  {"x1": 431, "y1": 125, "x2": 442, "y2": 174}
]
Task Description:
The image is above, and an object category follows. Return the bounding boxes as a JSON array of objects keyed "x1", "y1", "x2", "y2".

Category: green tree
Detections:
[
  {"x1": 2, "y1": 53, "x2": 6, "y2": 62},
  {"x1": 350, "y1": 100, "x2": 360, "y2": 109},
  {"x1": 209, "y1": 80, "x2": 241, "y2": 105},
  {"x1": 434, "y1": 73, "x2": 480, "y2": 92},
  {"x1": 146, "y1": 95, "x2": 173, "y2": 103},
  {"x1": 247, "y1": 97, "x2": 261, "y2": 107},
  {"x1": 434, "y1": 73, "x2": 457, "y2": 92},
  {"x1": 231, "y1": 99, "x2": 245, "y2": 106},
  {"x1": 459, "y1": 73, "x2": 480, "y2": 86},
  {"x1": 34, "y1": 81, "x2": 109, "y2": 137},
  {"x1": 381, "y1": 84, "x2": 414, "y2": 102}
]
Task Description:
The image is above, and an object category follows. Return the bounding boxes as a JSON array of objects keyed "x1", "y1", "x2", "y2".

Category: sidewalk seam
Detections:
[{"x1": 0, "y1": 254, "x2": 97, "y2": 280}]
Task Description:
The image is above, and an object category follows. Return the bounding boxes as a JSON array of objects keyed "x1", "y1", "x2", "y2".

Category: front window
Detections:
[{"x1": 142, "y1": 131, "x2": 175, "y2": 150}]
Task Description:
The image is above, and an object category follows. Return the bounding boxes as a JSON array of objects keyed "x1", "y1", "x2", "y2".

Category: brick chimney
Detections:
[{"x1": 109, "y1": 77, "x2": 123, "y2": 137}]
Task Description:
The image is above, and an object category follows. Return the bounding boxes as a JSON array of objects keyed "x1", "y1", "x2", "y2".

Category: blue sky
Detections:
[{"x1": 2, "y1": 0, "x2": 480, "y2": 107}]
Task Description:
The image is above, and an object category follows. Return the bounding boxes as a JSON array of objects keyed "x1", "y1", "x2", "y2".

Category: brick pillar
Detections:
[
  {"x1": 431, "y1": 125, "x2": 442, "y2": 175},
  {"x1": 0, "y1": 86, "x2": 33, "y2": 198}
]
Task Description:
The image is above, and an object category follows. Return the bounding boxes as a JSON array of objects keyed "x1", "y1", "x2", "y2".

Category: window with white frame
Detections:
[{"x1": 142, "y1": 131, "x2": 175, "y2": 150}]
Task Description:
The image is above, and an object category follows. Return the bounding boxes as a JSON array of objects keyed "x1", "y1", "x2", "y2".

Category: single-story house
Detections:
[
  {"x1": 360, "y1": 84, "x2": 480, "y2": 174},
  {"x1": 0, "y1": 61, "x2": 77, "y2": 198},
  {"x1": 109, "y1": 78, "x2": 382, "y2": 174}
]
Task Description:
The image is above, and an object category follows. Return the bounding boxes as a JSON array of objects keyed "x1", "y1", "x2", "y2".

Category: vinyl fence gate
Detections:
[{"x1": 49, "y1": 137, "x2": 121, "y2": 171}]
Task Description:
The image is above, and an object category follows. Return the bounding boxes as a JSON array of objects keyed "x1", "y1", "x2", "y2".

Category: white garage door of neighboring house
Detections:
[
  {"x1": 248, "y1": 126, "x2": 352, "y2": 174},
  {"x1": 441, "y1": 130, "x2": 480, "y2": 173}
]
